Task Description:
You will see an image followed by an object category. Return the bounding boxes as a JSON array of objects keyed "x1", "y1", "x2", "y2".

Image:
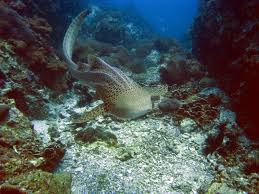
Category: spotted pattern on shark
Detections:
[{"x1": 63, "y1": 9, "x2": 167, "y2": 121}]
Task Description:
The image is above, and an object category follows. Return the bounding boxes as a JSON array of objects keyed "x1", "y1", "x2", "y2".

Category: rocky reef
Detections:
[
  {"x1": 0, "y1": 1, "x2": 75, "y2": 192},
  {"x1": 0, "y1": 97, "x2": 70, "y2": 193},
  {"x1": 0, "y1": 1, "x2": 69, "y2": 91},
  {"x1": 192, "y1": 0, "x2": 259, "y2": 140}
]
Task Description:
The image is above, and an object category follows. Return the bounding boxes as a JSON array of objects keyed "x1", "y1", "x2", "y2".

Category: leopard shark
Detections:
[{"x1": 63, "y1": 9, "x2": 167, "y2": 122}]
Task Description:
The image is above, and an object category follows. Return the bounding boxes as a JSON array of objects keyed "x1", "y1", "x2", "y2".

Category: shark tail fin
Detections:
[{"x1": 63, "y1": 9, "x2": 91, "y2": 70}]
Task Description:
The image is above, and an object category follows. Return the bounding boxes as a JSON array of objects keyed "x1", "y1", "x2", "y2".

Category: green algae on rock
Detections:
[
  {"x1": 206, "y1": 182, "x2": 244, "y2": 194},
  {"x1": 2, "y1": 170, "x2": 72, "y2": 194},
  {"x1": 115, "y1": 146, "x2": 138, "y2": 161}
]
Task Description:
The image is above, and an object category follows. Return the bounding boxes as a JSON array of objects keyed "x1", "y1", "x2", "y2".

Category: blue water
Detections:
[{"x1": 87, "y1": 0, "x2": 199, "y2": 40}]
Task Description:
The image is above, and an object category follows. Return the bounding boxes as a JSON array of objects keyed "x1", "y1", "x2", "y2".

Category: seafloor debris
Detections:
[{"x1": 75, "y1": 128, "x2": 118, "y2": 147}]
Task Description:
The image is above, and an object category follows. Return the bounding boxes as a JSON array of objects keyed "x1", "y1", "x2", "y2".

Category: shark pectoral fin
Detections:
[
  {"x1": 71, "y1": 104, "x2": 105, "y2": 124},
  {"x1": 144, "y1": 85, "x2": 168, "y2": 97}
]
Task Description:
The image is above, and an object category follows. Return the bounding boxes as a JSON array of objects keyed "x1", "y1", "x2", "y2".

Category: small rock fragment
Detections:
[
  {"x1": 75, "y1": 128, "x2": 118, "y2": 147},
  {"x1": 180, "y1": 118, "x2": 198, "y2": 133}
]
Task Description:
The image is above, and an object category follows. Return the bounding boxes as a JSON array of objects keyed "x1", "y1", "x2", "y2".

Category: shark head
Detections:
[
  {"x1": 63, "y1": 9, "x2": 153, "y2": 119},
  {"x1": 109, "y1": 89, "x2": 152, "y2": 119}
]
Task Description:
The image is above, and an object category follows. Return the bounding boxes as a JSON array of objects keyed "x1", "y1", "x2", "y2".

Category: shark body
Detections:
[{"x1": 63, "y1": 9, "x2": 166, "y2": 120}]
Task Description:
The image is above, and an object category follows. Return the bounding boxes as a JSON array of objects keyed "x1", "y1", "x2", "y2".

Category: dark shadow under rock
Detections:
[
  {"x1": 244, "y1": 157, "x2": 259, "y2": 175},
  {"x1": 153, "y1": 37, "x2": 177, "y2": 52},
  {"x1": 0, "y1": 104, "x2": 10, "y2": 124}
]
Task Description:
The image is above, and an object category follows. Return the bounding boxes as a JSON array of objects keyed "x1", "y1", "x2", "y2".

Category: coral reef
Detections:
[
  {"x1": 170, "y1": 83, "x2": 200, "y2": 100},
  {"x1": 0, "y1": 39, "x2": 51, "y2": 117},
  {"x1": 7, "y1": 0, "x2": 86, "y2": 46},
  {"x1": 192, "y1": 0, "x2": 259, "y2": 140},
  {"x1": 0, "y1": 1, "x2": 68, "y2": 91},
  {"x1": 159, "y1": 81, "x2": 222, "y2": 128},
  {"x1": 161, "y1": 95, "x2": 220, "y2": 127},
  {"x1": 1, "y1": 86, "x2": 80, "y2": 191},
  {"x1": 174, "y1": 95, "x2": 220, "y2": 126},
  {"x1": 0, "y1": 86, "x2": 68, "y2": 191}
]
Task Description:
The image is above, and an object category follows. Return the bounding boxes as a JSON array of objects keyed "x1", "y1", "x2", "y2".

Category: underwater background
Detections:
[
  {"x1": 0, "y1": 0, "x2": 258, "y2": 193},
  {"x1": 88, "y1": 0, "x2": 199, "y2": 41}
]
